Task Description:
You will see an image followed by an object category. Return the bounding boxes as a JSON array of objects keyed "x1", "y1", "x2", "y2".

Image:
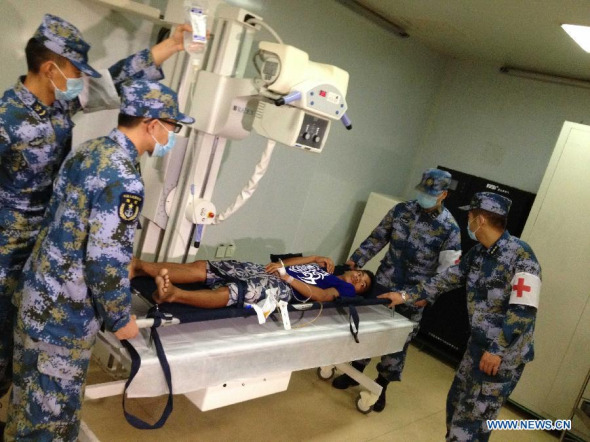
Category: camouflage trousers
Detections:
[
  {"x1": 446, "y1": 342, "x2": 525, "y2": 442},
  {"x1": 0, "y1": 225, "x2": 39, "y2": 399},
  {"x1": 207, "y1": 260, "x2": 294, "y2": 306},
  {"x1": 355, "y1": 304, "x2": 423, "y2": 382},
  {"x1": 4, "y1": 326, "x2": 92, "y2": 442}
]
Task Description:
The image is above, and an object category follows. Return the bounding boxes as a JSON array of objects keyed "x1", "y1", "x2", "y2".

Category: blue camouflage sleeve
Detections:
[
  {"x1": 85, "y1": 182, "x2": 143, "y2": 333},
  {"x1": 109, "y1": 49, "x2": 164, "y2": 91},
  {"x1": 408, "y1": 247, "x2": 472, "y2": 303},
  {"x1": 0, "y1": 125, "x2": 9, "y2": 159},
  {"x1": 488, "y1": 305, "x2": 537, "y2": 357},
  {"x1": 350, "y1": 205, "x2": 397, "y2": 268},
  {"x1": 443, "y1": 222, "x2": 461, "y2": 251},
  {"x1": 66, "y1": 50, "x2": 164, "y2": 117},
  {"x1": 489, "y1": 246, "x2": 541, "y2": 357}
]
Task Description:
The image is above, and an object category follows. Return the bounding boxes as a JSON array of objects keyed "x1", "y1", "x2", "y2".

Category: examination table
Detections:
[{"x1": 81, "y1": 277, "x2": 415, "y2": 437}]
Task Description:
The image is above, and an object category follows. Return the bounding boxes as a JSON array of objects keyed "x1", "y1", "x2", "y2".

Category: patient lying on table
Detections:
[{"x1": 130, "y1": 255, "x2": 374, "y2": 309}]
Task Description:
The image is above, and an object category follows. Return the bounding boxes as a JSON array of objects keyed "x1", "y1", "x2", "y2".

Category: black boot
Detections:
[
  {"x1": 373, "y1": 374, "x2": 389, "y2": 412},
  {"x1": 331, "y1": 361, "x2": 365, "y2": 389}
]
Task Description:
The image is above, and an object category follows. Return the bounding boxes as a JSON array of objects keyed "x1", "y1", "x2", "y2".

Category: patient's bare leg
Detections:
[
  {"x1": 153, "y1": 268, "x2": 230, "y2": 308},
  {"x1": 134, "y1": 259, "x2": 208, "y2": 284}
]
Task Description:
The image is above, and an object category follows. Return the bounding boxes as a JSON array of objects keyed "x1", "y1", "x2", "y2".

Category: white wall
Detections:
[{"x1": 407, "y1": 59, "x2": 590, "y2": 197}]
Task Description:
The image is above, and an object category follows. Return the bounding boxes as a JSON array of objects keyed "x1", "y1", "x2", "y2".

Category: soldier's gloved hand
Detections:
[
  {"x1": 479, "y1": 351, "x2": 502, "y2": 376},
  {"x1": 114, "y1": 315, "x2": 139, "y2": 340}
]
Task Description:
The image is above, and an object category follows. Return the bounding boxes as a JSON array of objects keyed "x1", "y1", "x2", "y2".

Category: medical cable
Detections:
[
  {"x1": 290, "y1": 283, "x2": 312, "y2": 303},
  {"x1": 291, "y1": 301, "x2": 323, "y2": 329},
  {"x1": 213, "y1": 138, "x2": 276, "y2": 223},
  {"x1": 274, "y1": 259, "x2": 318, "y2": 326},
  {"x1": 245, "y1": 18, "x2": 283, "y2": 45}
]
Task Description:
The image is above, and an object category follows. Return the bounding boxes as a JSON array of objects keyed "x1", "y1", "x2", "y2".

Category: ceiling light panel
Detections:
[{"x1": 562, "y1": 24, "x2": 590, "y2": 53}]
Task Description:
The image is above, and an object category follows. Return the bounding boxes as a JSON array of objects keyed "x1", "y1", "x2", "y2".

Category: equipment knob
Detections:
[{"x1": 302, "y1": 132, "x2": 311, "y2": 140}]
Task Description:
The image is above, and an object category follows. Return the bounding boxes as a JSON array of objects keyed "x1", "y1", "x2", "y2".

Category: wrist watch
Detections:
[{"x1": 400, "y1": 290, "x2": 408, "y2": 302}]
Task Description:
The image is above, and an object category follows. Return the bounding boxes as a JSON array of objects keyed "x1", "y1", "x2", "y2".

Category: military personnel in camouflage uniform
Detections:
[
  {"x1": 0, "y1": 13, "x2": 189, "y2": 413},
  {"x1": 4, "y1": 80, "x2": 194, "y2": 441},
  {"x1": 332, "y1": 168, "x2": 462, "y2": 412},
  {"x1": 381, "y1": 192, "x2": 541, "y2": 441}
]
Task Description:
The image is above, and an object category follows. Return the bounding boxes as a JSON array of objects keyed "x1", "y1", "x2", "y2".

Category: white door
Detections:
[{"x1": 511, "y1": 121, "x2": 590, "y2": 421}]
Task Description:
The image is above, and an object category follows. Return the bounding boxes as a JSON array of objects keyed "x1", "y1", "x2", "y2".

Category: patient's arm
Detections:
[
  {"x1": 131, "y1": 258, "x2": 207, "y2": 284},
  {"x1": 282, "y1": 274, "x2": 339, "y2": 302},
  {"x1": 273, "y1": 255, "x2": 335, "y2": 273}
]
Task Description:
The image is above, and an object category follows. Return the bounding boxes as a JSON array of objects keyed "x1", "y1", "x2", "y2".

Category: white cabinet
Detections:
[
  {"x1": 348, "y1": 192, "x2": 402, "y2": 274},
  {"x1": 510, "y1": 122, "x2": 590, "y2": 438}
]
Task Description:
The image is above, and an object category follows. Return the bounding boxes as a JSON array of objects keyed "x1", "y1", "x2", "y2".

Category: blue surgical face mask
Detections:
[
  {"x1": 416, "y1": 192, "x2": 438, "y2": 209},
  {"x1": 51, "y1": 63, "x2": 84, "y2": 101},
  {"x1": 467, "y1": 217, "x2": 481, "y2": 241},
  {"x1": 151, "y1": 120, "x2": 177, "y2": 157}
]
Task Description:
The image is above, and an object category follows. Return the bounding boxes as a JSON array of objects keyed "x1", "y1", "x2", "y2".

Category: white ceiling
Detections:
[{"x1": 350, "y1": 0, "x2": 590, "y2": 81}]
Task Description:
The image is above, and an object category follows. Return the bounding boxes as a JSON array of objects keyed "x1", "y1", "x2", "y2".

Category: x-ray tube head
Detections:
[
  {"x1": 255, "y1": 41, "x2": 349, "y2": 122},
  {"x1": 257, "y1": 41, "x2": 349, "y2": 97}
]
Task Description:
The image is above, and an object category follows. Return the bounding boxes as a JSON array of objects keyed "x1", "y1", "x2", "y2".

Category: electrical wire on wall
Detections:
[{"x1": 214, "y1": 138, "x2": 276, "y2": 223}]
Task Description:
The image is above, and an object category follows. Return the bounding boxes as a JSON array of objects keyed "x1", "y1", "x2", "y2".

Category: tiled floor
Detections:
[{"x1": 81, "y1": 344, "x2": 560, "y2": 441}]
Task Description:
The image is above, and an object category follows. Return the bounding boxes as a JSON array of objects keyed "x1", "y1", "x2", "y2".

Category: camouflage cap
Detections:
[
  {"x1": 414, "y1": 168, "x2": 452, "y2": 196},
  {"x1": 120, "y1": 80, "x2": 195, "y2": 124},
  {"x1": 33, "y1": 14, "x2": 101, "y2": 78},
  {"x1": 459, "y1": 192, "x2": 512, "y2": 217}
]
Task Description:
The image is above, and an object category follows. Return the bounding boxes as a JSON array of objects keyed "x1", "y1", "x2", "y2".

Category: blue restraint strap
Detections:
[
  {"x1": 120, "y1": 310, "x2": 174, "y2": 429},
  {"x1": 348, "y1": 305, "x2": 360, "y2": 343}
]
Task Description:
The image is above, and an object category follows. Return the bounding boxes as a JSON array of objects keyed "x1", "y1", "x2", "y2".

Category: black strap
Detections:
[
  {"x1": 235, "y1": 281, "x2": 246, "y2": 308},
  {"x1": 348, "y1": 305, "x2": 360, "y2": 343},
  {"x1": 120, "y1": 310, "x2": 174, "y2": 429}
]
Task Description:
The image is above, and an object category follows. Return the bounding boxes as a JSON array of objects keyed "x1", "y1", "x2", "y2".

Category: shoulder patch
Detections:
[{"x1": 119, "y1": 193, "x2": 143, "y2": 223}]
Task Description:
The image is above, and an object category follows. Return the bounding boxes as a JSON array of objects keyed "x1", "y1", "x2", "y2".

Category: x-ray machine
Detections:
[{"x1": 134, "y1": 2, "x2": 351, "y2": 263}]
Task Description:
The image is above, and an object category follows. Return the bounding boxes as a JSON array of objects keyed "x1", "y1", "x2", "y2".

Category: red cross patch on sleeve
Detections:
[
  {"x1": 436, "y1": 250, "x2": 462, "y2": 273},
  {"x1": 509, "y1": 272, "x2": 541, "y2": 308}
]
